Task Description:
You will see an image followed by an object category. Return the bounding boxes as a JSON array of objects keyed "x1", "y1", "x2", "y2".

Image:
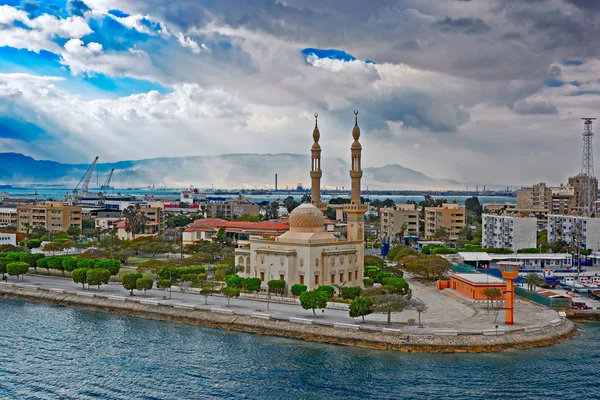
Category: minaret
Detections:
[
  {"x1": 310, "y1": 113, "x2": 327, "y2": 211},
  {"x1": 344, "y1": 110, "x2": 367, "y2": 284}
]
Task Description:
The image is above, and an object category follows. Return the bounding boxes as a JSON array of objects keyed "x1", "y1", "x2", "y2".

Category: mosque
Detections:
[{"x1": 235, "y1": 111, "x2": 367, "y2": 291}]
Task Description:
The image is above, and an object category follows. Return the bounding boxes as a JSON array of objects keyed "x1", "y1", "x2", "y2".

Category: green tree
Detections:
[
  {"x1": 200, "y1": 288, "x2": 212, "y2": 304},
  {"x1": 382, "y1": 277, "x2": 409, "y2": 295},
  {"x1": 244, "y1": 277, "x2": 262, "y2": 297},
  {"x1": 157, "y1": 279, "x2": 172, "y2": 290},
  {"x1": 290, "y1": 284, "x2": 308, "y2": 298},
  {"x1": 226, "y1": 274, "x2": 244, "y2": 289},
  {"x1": 122, "y1": 204, "x2": 148, "y2": 239},
  {"x1": 264, "y1": 201, "x2": 279, "y2": 220},
  {"x1": 324, "y1": 207, "x2": 337, "y2": 221},
  {"x1": 87, "y1": 268, "x2": 110, "y2": 290},
  {"x1": 6, "y1": 262, "x2": 29, "y2": 281},
  {"x1": 464, "y1": 196, "x2": 483, "y2": 217},
  {"x1": 136, "y1": 277, "x2": 154, "y2": 296},
  {"x1": 66, "y1": 226, "x2": 81, "y2": 240},
  {"x1": 221, "y1": 286, "x2": 240, "y2": 306},
  {"x1": 407, "y1": 298, "x2": 428, "y2": 325},
  {"x1": 71, "y1": 268, "x2": 89, "y2": 288},
  {"x1": 268, "y1": 279, "x2": 286, "y2": 298},
  {"x1": 48, "y1": 257, "x2": 65, "y2": 276},
  {"x1": 215, "y1": 228, "x2": 228, "y2": 244},
  {"x1": 62, "y1": 258, "x2": 79, "y2": 273},
  {"x1": 299, "y1": 290, "x2": 328, "y2": 316},
  {"x1": 316, "y1": 285, "x2": 335, "y2": 301},
  {"x1": 372, "y1": 293, "x2": 406, "y2": 324},
  {"x1": 0, "y1": 258, "x2": 7, "y2": 279},
  {"x1": 283, "y1": 196, "x2": 300, "y2": 213},
  {"x1": 364, "y1": 255, "x2": 386, "y2": 268},
  {"x1": 37, "y1": 258, "x2": 49, "y2": 274},
  {"x1": 236, "y1": 214, "x2": 260, "y2": 222},
  {"x1": 122, "y1": 272, "x2": 143, "y2": 295},
  {"x1": 363, "y1": 278, "x2": 374, "y2": 287},
  {"x1": 349, "y1": 296, "x2": 374, "y2": 322}
]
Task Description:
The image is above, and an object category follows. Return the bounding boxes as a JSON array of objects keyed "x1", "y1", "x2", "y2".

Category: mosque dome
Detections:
[{"x1": 289, "y1": 203, "x2": 324, "y2": 229}]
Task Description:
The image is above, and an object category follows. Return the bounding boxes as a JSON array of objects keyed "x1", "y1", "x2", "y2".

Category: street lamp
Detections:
[{"x1": 267, "y1": 263, "x2": 272, "y2": 310}]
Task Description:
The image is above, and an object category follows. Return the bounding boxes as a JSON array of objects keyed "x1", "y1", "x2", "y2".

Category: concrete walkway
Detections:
[{"x1": 2, "y1": 273, "x2": 560, "y2": 333}]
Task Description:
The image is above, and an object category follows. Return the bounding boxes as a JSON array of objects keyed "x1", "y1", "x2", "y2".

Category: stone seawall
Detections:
[{"x1": 0, "y1": 285, "x2": 579, "y2": 353}]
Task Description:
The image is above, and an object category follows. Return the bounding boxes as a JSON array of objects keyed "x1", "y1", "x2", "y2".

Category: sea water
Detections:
[{"x1": 0, "y1": 299, "x2": 596, "y2": 400}]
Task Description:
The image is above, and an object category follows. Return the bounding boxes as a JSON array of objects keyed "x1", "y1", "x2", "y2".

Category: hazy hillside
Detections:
[{"x1": 0, "y1": 152, "x2": 463, "y2": 190}]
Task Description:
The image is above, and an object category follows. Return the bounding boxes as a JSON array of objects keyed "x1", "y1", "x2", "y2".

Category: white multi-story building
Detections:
[
  {"x1": 547, "y1": 215, "x2": 600, "y2": 251},
  {"x1": 0, "y1": 233, "x2": 16, "y2": 246},
  {"x1": 482, "y1": 214, "x2": 537, "y2": 251}
]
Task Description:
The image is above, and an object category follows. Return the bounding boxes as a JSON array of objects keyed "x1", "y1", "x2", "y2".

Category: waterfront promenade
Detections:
[{"x1": 2, "y1": 273, "x2": 562, "y2": 334}]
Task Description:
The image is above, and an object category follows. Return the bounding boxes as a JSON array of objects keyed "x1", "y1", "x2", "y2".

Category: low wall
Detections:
[{"x1": 0, "y1": 284, "x2": 579, "y2": 354}]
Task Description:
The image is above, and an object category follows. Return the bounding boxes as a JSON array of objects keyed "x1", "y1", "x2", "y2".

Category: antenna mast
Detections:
[{"x1": 578, "y1": 118, "x2": 596, "y2": 216}]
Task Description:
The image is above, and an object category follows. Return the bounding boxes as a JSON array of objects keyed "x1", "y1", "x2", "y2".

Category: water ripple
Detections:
[{"x1": 1, "y1": 299, "x2": 599, "y2": 400}]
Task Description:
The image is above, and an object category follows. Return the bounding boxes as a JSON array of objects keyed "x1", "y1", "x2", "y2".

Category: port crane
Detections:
[
  {"x1": 72, "y1": 156, "x2": 99, "y2": 204},
  {"x1": 99, "y1": 168, "x2": 115, "y2": 205}
]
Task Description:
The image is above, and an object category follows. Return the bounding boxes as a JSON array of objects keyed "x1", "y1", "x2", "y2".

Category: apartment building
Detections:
[
  {"x1": 380, "y1": 203, "x2": 420, "y2": 239},
  {"x1": 481, "y1": 214, "x2": 537, "y2": 251},
  {"x1": 424, "y1": 203, "x2": 465, "y2": 241},
  {"x1": 0, "y1": 207, "x2": 17, "y2": 227},
  {"x1": 205, "y1": 199, "x2": 260, "y2": 220},
  {"x1": 551, "y1": 185, "x2": 576, "y2": 215},
  {"x1": 547, "y1": 214, "x2": 600, "y2": 250},
  {"x1": 517, "y1": 183, "x2": 552, "y2": 211},
  {"x1": 16, "y1": 201, "x2": 82, "y2": 233}
]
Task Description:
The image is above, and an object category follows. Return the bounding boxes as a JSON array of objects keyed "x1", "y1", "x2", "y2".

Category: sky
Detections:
[{"x1": 0, "y1": 0, "x2": 599, "y2": 187}]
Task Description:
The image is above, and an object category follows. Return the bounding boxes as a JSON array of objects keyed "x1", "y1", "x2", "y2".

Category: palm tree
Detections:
[
  {"x1": 22, "y1": 222, "x2": 31, "y2": 248},
  {"x1": 526, "y1": 272, "x2": 540, "y2": 292}
]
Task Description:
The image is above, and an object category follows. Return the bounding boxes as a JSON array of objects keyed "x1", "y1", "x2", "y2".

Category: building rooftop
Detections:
[{"x1": 453, "y1": 273, "x2": 505, "y2": 284}]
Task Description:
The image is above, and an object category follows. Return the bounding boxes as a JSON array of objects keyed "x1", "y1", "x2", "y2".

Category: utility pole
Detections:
[{"x1": 578, "y1": 118, "x2": 596, "y2": 216}]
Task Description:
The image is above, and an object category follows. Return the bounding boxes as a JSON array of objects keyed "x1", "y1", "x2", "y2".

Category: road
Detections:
[{"x1": 3, "y1": 273, "x2": 559, "y2": 332}]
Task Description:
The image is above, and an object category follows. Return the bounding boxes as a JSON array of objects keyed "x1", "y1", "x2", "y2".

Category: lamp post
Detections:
[{"x1": 267, "y1": 263, "x2": 272, "y2": 311}]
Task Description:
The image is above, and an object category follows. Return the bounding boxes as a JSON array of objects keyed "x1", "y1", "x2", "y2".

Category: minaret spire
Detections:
[
  {"x1": 310, "y1": 112, "x2": 323, "y2": 208},
  {"x1": 350, "y1": 110, "x2": 362, "y2": 205}
]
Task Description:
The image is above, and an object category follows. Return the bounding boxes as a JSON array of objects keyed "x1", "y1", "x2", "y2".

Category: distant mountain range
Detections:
[{"x1": 0, "y1": 152, "x2": 465, "y2": 190}]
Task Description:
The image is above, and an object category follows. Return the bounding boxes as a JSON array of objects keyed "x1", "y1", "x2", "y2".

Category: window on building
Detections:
[
  {"x1": 260, "y1": 272, "x2": 265, "y2": 282},
  {"x1": 299, "y1": 275, "x2": 304, "y2": 285},
  {"x1": 315, "y1": 275, "x2": 319, "y2": 285},
  {"x1": 340, "y1": 273, "x2": 344, "y2": 283},
  {"x1": 348, "y1": 272, "x2": 352, "y2": 281},
  {"x1": 355, "y1": 271, "x2": 358, "y2": 280},
  {"x1": 280, "y1": 274, "x2": 284, "y2": 281},
  {"x1": 331, "y1": 274, "x2": 335, "y2": 284}
]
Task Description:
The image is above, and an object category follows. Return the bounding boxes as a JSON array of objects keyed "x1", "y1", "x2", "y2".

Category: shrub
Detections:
[
  {"x1": 87, "y1": 268, "x2": 110, "y2": 289},
  {"x1": 340, "y1": 286, "x2": 363, "y2": 302},
  {"x1": 96, "y1": 259, "x2": 121, "y2": 276},
  {"x1": 48, "y1": 257, "x2": 64, "y2": 274},
  {"x1": 122, "y1": 272, "x2": 143, "y2": 295},
  {"x1": 363, "y1": 278, "x2": 374, "y2": 287},
  {"x1": 382, "y1": 277, "x2": 409, "y2": 295},
  {"x1": 136, "y1": 277, "x2": 154, "y2": 296},
  {"x1": 77, "y1": 259, "x2": 92, "y2": 269},
  {"x1": 267, "y1": 279, "x2": 286, "y2": 297},
  {"x1": 72, "y1": 268, "x2": 89, "y2": 288},
  {"x1": 316, "y1": 285, "x2": 334, "y2": 300},
  {"x1": 62, "y1": 258, "x2": 79, "y2": 273},
  {"x1": 290, "y1": 284, "x2": 308, "y2": 298},
  {"x1": 157, "y1": 279, "x2": 172, "y2": 290},
  {"x1": 0, "y1": 258, "x2": 7, "y2": 278}
]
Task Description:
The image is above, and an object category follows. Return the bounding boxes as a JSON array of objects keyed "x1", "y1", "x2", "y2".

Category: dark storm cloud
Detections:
[{"x1": 431, "y1": 17, "x2": 491, "y2": 34}]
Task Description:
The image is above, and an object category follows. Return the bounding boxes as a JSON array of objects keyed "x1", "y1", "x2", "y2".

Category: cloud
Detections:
[
  {"x1": 68, "y1": 0, "x2": 91, "y2": 17},
  {"x1": 431, "y1": 16, "x2": 491, "y2": 34},
  {"x1": 177, "y1": 33, "x2": 202, "y2": 54},
  {"x1": 513, "y1": 99, "x2": 558, "y2": 115}
]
